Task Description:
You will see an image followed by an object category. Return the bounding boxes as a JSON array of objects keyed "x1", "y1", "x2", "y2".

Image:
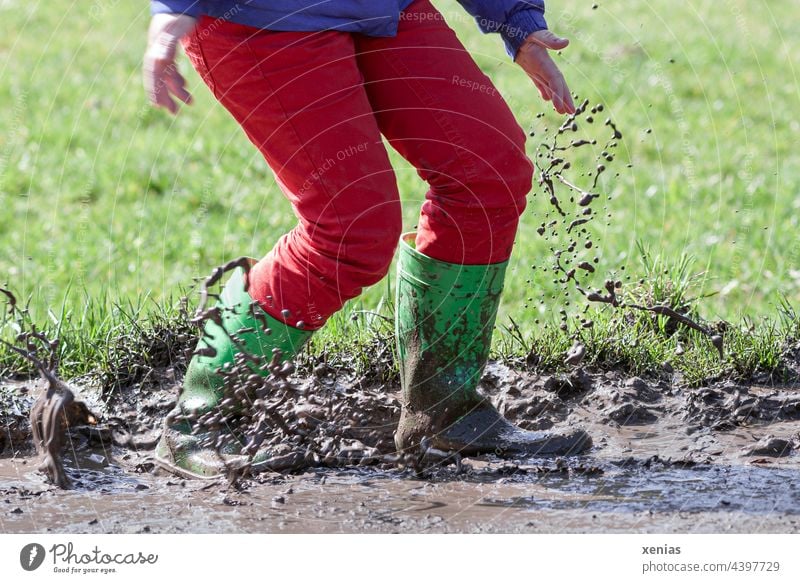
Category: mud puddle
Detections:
[
  {"x1": 8, "y1": 99, "x2": 794, "y2": 533},
  {"x1": 2, "y1": 448, "x2": 799, "y2": 533},
  {"x1": 3, "y1": 363, "x2": 800, "y2": 533}
]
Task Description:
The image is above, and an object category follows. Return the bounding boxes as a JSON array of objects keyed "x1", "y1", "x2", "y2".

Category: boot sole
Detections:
[
  {"x1": 397, "y1": 404, "x2": 593, "y2": 458},
  {"x1": 151, "y1": 452, "x2": 224, "y2": 481},
  {"x1": 153, "y1": 431, "x2": 226, "y2": 480}
]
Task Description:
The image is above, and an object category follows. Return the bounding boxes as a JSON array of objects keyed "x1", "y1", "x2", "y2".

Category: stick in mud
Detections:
[{"x1": 0, "y1": 288, "x2": 97, "y2": 488}]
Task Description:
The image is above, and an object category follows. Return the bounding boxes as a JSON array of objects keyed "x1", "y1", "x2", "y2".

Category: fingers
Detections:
[
  {"x1": 144, "y1": 58, "x2": 175, "y2": 114},
  {"x1": 552, "y1": 86, "x2": 574, "y2": 115},
  {"x1": 537, "y1": 82, "x2": 552, "y2": 103},
  {"x1": 143, "y1": 15, "x2": 198, "y2": 115},
  {"x1": 548, "y1": 69, "x2": 574, "y2": 115},
  {"x1": 553, "y1": 64, "x2": 576, "y2": 115},
  {"x1": 143, "y1": 57, "x2": 192, "y2": 115},
  {"x1": 558, "y1": 78, "x2": 576, "y2": 115},
  {"x1": 529, "y1": 29, "x2": 570, "y2": 51},
  {"x1": 533, "y1": 71, "x2": 573, "y2": 115},
  {"x1": 523, "y1": 61, "x2": 572, "y2": 114},
  {"x1": 165, "y1": 68, "x2": 193, "y2": 106},
  {"x1": 529, "y1": 74, "x2": 553, "y2": 103},
  {"x1": 517, "y1": 41, "x2": 576, "y2": 115}
]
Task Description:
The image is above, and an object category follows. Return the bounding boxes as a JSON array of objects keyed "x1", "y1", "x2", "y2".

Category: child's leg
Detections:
[
  {"x1": 349, "y1": 1, "x2": 595, "y2": 457},
  {"x1": 353, "y1": 0, "x2": 533, "y2": 265},
  {"x1": 182, "y1": 19, "x2": 402, "y2": 330}
]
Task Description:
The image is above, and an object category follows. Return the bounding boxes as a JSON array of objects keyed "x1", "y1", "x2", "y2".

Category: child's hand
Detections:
[
  {"x1": 515, "y1": 30, "x2": 576, "y2": 115},
  {"x1": 143, "y1": 14, "x2": 198, "y2": 115}
]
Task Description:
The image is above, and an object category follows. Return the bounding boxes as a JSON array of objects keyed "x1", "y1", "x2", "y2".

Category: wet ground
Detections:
[{"x1": 2, "y1": 363, "x2": 800, "y2": 533}]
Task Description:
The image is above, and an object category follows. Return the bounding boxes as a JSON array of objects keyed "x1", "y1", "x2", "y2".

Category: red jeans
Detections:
[{"x1": 183, "y1": 0, "x2": 533, "y2": 330}]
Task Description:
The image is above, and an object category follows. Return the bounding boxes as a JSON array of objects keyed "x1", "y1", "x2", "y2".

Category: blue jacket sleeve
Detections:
[
  {"x1": 456, "y1": 1, "x2": 548, "y2": 58},
  {"x1": 151, "y1": 1, "x2": 203, "y2": 17}
]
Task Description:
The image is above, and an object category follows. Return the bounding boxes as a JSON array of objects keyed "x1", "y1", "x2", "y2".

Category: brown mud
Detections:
[
  {"x1": 3, "y1": 361, "x2": 800, "y2": 533},
  {"x1": 0, "y1": 288, "x2": 102, "y2": 489}
]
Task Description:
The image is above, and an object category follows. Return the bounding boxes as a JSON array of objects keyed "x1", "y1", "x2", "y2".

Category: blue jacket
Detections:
[{"x1": 151, "y1": 1, "x2": 548, "y2": 58}]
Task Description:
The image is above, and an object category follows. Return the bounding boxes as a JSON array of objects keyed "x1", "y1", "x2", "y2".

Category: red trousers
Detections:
[{"x1": 183, "y1": 0, "x2": 533, "y2": 330}]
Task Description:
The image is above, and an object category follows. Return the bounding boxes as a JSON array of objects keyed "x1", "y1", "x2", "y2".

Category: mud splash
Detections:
[
  {"x1": 529, "y1": 99, "x2": 723, "y2": 357},
  {"x1": 165, "y1": 259, "x2": 414, "y2": 480},
  {"x1": 3, "y1": 360, "x2": 800, "y2": 533},
  {"x1": 0, "y1": 289, "x2": 98, "y2": 489}
]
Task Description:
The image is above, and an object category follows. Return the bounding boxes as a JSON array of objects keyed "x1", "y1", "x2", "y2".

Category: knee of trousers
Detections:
[
  {"x1": 351, "y1": 210, "x2": 404, "y2": 286},
  {"x1": 481, "y1": 135, "x2": 534, "y2": 220},
  {"x1": 442, "y1": 144, "x2": 533, "y2": 239},
  {"x1": 311, "y1": 201, "x2": 403, "y2": 290},
  {"x1": 436, "y1": 130, "x2": 534, "y2": 223}
]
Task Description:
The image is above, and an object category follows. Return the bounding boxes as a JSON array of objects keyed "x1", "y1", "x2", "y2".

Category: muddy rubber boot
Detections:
[
  {"x1": 155, "y1": 262, "x2": 313, "y2": 478},
  {"x1": 394, "y1": 233, "x2": 591, "y2": 457}
]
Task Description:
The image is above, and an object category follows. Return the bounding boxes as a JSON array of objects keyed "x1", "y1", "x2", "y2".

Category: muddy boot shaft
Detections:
[
  {"x1": 156, "y1": 263, "x2": 313, "y2": 478},
  {"x1": 394, "y1": 233, "x2": 591, "y2": 457}
]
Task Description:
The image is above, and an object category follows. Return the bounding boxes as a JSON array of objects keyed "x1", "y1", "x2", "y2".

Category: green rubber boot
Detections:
[
  {"x1": 155, "y1": 262, "x2": 313, "y2": 478},
  {"x1": 394, "y1": 233, "x2": 592, "y2": 457}
]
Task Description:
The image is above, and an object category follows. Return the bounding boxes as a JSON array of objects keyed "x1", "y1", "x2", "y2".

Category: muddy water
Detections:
[
  {"x1": 2, "y1": 448, "x2": 799, "y2": 534},
  {"x1": 3, "y1": 363, "x2": 800, "y2": 534}
]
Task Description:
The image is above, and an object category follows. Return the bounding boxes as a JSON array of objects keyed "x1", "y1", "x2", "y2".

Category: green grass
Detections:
[
  {"x1": 2, "y1": 250, "x2": 798, "y2": 391},
  {"x1": 1, "y1": 1, "x2": 799, "y2": 383}
]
